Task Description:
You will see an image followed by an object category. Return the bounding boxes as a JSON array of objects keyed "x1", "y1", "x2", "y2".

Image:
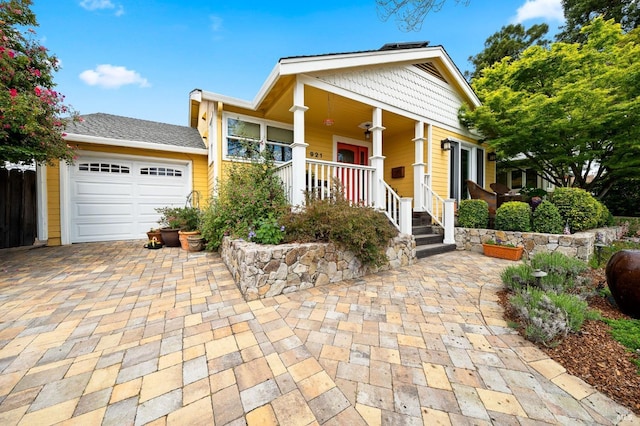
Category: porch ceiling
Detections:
[{"x1": 260, "y1": 83, "x2": 416, "y2": 140}]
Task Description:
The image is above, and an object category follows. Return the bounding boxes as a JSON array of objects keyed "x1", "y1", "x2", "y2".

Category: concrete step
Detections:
[
  {"x1": 416, "y1": 243, "x2": 457, "y2": 258},
  {"x1": 412, "y1": 225, "x2": 435, "y2": 235},
  {"x1": 414, "y1": 233, "x2": 443, "y2": 246}
]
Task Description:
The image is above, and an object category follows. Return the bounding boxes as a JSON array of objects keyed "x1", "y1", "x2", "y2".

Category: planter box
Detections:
[{"x1": 482, "y1": 243, "x2": 523, "y2": 261}]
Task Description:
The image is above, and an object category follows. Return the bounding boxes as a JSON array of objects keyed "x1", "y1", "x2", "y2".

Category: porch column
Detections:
[
  {"x1": 443, "y1": 199, "x2": 455, "y2": 244},
  {"x1": 289, "y1": 78, "x2": 309, "y2": 207},
  {"x1": 370, "y1": 107, "x2": 386, "y2": 209},
  {"x1": 412, "y1": 121, "x2": 427, "y2": 211}
]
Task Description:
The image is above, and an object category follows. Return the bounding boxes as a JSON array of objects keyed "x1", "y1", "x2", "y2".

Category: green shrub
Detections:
[
  {"x1": 510, "y1": 288, "x2": 596, "y2": 346},
  {"x1": 550, "y1": 187, "x2": 602, "y2": 232},
  {"x1": 201, "y1": 152, "x2": 289, "y2": 250},
  {"x1": 501, "y1": 263, "x2": 534, "y2": 291},
  {"x1": 615, "y1": 217, "x2": 640, "y2": 238},
  {"x1": 604, "y1": 318, "x2": 640, "y2": 368},
  {"x1": 598, "y1": 202, "x2": 614, "y2": 227},
  {"x1": 282, "y1": 190, "x2": 397, "y2": 266},
  {"x1": 495, "y1": 201, "x2": 531, "y2": 232},
  {"x1": 532, "y1": 201, "x2": 563, "y2": 234},
  {"x1": 251, "y1": 213, "x2": 285, "y2": 245},
  {"x1": 457, "y1": 199, "x2": 489, "y2": 228}
]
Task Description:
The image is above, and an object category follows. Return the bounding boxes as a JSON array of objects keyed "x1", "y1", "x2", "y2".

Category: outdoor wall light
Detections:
[
  {"x1": 359, "y1": 122, "x2": 373, "y2": 140},
  {"x1": 487, "y1": 152, "x2": 497, "y2": 161},
  {"x1": 440, "y1": 138, "x2": 452, "y2": 151}
]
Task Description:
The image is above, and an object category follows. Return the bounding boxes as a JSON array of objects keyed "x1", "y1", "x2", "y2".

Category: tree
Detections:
[
  {"x1": 558, "y1": 0, "x2": 640, "y2": 42},
  {"x1": 376, "y1": 0, "x2": 470, "y2": 31},
  {"x1": 467, "y1": 23, "x2": 550, "y2": 81},
  {"x1": 0, "y1": 0, "x2": 78, "y2": 166},
  {"x1": 460, "y1": 18, "x2": 640, "y2": 198}
]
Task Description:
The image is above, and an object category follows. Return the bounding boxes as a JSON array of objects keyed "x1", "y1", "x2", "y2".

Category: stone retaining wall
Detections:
[
  {"x1": 221, "y1": 235, "x2": 416, "y2": 301},
  {"x1": 454, "y1": 226, "x2": 624, "y2": 261}
]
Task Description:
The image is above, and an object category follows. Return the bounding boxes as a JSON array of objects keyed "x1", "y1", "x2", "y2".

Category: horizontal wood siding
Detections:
[
  {"x1": 383, "y1": 128, "x2": 415, "y2": 199},
  {"x1": 47, "y1": 162, "x2": 61, "y2": 246}
]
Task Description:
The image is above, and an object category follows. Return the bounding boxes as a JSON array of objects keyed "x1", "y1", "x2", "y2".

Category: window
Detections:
[
  {"x1": 140, "y1": 167, "x2": 182, "y2": 177},
  {"x1": 78, "y1": 163, "x2": 130, "y2": 174},
  {"x1": 266, "y1": 126, "x2": 293, "y2": 162},
  {"x1": 227, "y1": 118, "x2": 260, "y2": 158},
  {"x1": 511, "y1": 170, "x2": 523, "y2": 189},
  {"x1": 526, "y1": 169, "x2": 538, "y2": 188},
  {"x1": 224, "y1": 114, "x2": 293, "y2": 161}
]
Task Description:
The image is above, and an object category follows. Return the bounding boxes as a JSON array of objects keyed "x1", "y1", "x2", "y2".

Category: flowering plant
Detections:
[{"x1": 1, "y1": 0, "x2": 79, "y2": 165}]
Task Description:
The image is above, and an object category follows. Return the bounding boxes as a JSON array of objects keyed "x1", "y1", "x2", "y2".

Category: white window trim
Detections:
[{"x1": 221, "y1": 112, "x2": 293, "y2": 162}]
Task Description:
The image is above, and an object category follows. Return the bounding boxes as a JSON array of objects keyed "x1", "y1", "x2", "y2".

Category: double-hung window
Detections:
[{"x1": 224, "y1": 114, "x2": 293, "y2": 162}]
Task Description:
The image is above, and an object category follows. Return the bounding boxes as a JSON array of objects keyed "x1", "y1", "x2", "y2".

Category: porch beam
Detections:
[
  {"x1": 370, "y1": 107, "x2": 386, "y2": 209},
  {"x1": 412, "y1": 121, "x2": 427, "y2": 211},
  {"x1": 289, "y1": 79, "x2": 309, "y2": 207}
]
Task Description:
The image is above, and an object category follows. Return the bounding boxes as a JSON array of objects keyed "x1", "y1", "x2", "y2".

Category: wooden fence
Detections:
[{"x1": 0, "y1": 168, "x2": 37, "y2": 248}]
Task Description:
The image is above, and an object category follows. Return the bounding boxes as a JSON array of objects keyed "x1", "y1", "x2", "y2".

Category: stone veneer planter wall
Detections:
[
  {"x1": 455, "y1": 226, "x2": 624, "y2": 261},
  {"x1": 221, "y1": 235, "x2": 416, "y2": 301}
]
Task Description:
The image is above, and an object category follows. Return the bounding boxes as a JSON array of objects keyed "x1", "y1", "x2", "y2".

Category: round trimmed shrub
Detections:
[
  {"x1": 458, "y1": 199, "x2": 489, "y2": 228},
  {"x1": 532, "y1": 201, "x2": 563, "y2": 234},
  {"x1": 550, "y1": 188, "x2": 601, "y2": 232},
  {"x1": 495, "y1": 201, "x2": 531, "y2": 232}
]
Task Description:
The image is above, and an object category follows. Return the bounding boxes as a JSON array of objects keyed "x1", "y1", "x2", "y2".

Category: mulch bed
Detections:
[{"x1": 498, "y1": 268, "x2": 640, "y2": 415}]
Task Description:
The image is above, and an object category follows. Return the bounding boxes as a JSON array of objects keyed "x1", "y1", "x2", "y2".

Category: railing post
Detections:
[
  {"x1": 399, "y1": 197, "x2": 413, "y2": 235},
  {"x1": 443, "y1": 199, "x2": 455, "y2": 244}
]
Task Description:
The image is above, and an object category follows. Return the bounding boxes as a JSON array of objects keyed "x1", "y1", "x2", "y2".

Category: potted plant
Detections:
[
  {"x1": 156, "y1": 207, "x2": 183, "y2": 247},
  {"x1": 482, "y1": 239, "x2": 524, "y2": 261},
  {"x1": 175, "y1": 207, "x2": 202, "y2": 250},
  {"x1": 146, "y1": 228, "x2": 163, "y2": 244}
]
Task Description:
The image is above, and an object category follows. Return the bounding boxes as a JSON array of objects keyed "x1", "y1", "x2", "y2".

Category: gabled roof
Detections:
[
  {"x1": 65, "y1": 113, "x2": 206, "y2": 153},
  {"x1": 195, "y1": 42, "x2": 479, "y2": 112}
]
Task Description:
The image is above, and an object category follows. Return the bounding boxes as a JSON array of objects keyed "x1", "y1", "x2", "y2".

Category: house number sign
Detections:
[{"x1": 308, "y1": 152, "x2": 323, "y2": 159}]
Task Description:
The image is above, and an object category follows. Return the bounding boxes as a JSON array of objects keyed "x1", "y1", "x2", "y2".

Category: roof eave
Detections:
[{"x1": 64, "y1": 133, "x2": 207, "y2": 155}]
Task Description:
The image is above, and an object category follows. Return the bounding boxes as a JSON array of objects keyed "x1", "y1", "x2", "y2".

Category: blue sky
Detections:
[{"x1": 32, "y1": 0, "x2": 565, "y2": 126}]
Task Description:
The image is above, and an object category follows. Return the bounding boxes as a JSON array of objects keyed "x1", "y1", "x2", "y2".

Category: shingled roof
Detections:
[{"x1": 67, "y1": 113, "x2": 206, "y2": 150}]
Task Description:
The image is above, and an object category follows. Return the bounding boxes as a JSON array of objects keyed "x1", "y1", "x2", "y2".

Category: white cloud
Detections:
[
  {"x1": 513, "y1": 0, "x2": 564, "y2": 23},
  {"x1": 79, "y1": 64, "x2": 150, "y2": 89},
  {"x1": 79, "y1": 0, "x2": 124, "y2": 16}
]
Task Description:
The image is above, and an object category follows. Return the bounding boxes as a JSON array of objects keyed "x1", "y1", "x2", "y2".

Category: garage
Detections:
[{"x1": 68, "y1": 154, "x2": 191, "y2": 243}]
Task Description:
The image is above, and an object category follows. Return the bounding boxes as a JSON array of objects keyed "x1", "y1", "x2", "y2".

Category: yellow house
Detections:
[
  {"x1": 42, "y1": 42, "x2": 491, "y2": 246},
  {"x1": 190, "y1": 42, "x2": 492, "y2": 243}
]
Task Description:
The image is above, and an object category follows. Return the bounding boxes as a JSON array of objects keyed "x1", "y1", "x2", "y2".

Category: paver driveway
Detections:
[{"x1": 0, "y1": 241, "x2": 637, "y2": 425}]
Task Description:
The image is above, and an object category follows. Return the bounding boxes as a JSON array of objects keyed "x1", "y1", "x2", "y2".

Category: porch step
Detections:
[
  {"x1": 412, "y1": 220, "x2": 456, "y2": 259},
  {"x1": 415, "y1": 242, "x2": 457, "y2": 258}
]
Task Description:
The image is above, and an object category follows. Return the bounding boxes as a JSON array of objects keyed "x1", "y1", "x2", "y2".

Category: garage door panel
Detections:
[
  {"x1": 75, "y1": 202, "x2": 134, "y2": 217},
  {"x1": 70, "y1": 155, "x2": 191, "y2": 243},
  {"x1": 75, "y1": 222, "x2": 136, "y2": 241},
  {"x1": 75, "y1": 181, "x2": 133, "y2": 197},
  {"x1": 137, "y1": 182, "x2": 185, "y2": 198}
]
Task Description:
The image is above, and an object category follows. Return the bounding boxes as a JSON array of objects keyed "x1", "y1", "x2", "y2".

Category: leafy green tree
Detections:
[
  {"x1": 376, "y1": 0, "x2": 469, "y2": 31},
  {"x1": 460, "y1": 18, "x2": 640, "y2": 198},
  {"x1": 467, "y1": 23, "x2": 550, "y2": 81},
  {"x1": 0, "y1": 0, "x2": 78, "y2": 166},
  {"x1": 558, "y1": 0, "x2": 640, "y2": 42}
]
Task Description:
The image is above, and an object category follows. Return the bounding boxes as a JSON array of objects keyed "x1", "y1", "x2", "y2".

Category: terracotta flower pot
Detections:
[
  {"x1": 178, "y1": 230, "x2": 201, "y2": 250},
  {"x1": 146, "y1": 230, "x2": 163, "y2": 244},
  {"x1": 482, "y1": 243, "x2": 523, "y2": 261}
]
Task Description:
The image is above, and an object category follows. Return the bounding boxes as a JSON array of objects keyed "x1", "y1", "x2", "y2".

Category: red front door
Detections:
[{"x1": 337, "y1": 143, "x2": 369, "y2": 203}]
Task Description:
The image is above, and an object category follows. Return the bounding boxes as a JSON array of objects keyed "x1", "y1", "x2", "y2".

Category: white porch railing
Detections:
[
  {"x1": 275, "y1": 160, "x2": 293, "y2": 202},
  {"x1": 305, "y1": 159, "x2": 375, "y2": 205},
  {"x1": 421, "y1": 174, "x2": 455, "y2": 244},
  {"x1": 276, "y1": 159, "x2": 413, "y2": 233}
]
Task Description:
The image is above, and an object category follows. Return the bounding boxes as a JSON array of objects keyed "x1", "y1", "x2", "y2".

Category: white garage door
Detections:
[{"x1": 69, "y1": 155, "x2": 191, "y2": 243}]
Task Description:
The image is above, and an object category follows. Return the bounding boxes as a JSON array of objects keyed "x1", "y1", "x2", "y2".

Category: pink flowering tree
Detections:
[{"x1": 0, "y1": 0, "x2": 78, "y2": 166}]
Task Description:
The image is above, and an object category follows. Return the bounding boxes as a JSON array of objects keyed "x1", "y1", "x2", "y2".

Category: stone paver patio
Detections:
[{"x1": 0, "y1": 241, "x2": 637, "y2": 425}]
